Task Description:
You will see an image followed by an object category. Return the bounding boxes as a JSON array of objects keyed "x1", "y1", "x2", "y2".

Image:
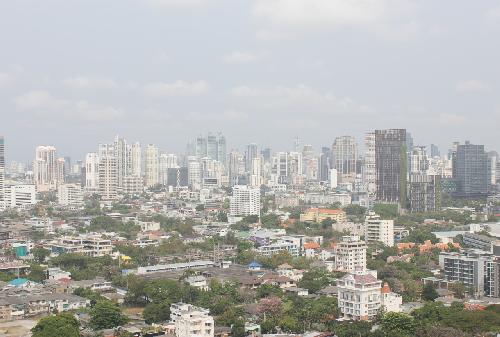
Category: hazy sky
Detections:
[{"x1": 1, "y1": 0, "x2": 500, "y2": 162}]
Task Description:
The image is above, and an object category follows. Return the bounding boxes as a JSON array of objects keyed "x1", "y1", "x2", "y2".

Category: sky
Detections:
[{"x1": 1, "y1": 0, "x2": 500, "y2": 162}]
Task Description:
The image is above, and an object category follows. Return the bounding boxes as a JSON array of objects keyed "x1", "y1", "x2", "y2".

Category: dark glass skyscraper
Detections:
[
  {"x1": 452, "y1": 141, "x2": 490, "y2": 197},
  {"x1": 375, "y1": 129, "x2": 407, "y2": 205}
]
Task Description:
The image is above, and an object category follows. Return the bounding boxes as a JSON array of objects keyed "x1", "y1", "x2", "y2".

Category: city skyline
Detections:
[{"x1": 1, "y1": 1, "x2": 500, "y2": 160}]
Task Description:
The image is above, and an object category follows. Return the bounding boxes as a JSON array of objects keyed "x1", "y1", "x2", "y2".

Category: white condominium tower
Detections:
[
  {"x1": 85, "y1": 153, "x2": 100, "y2": 192},
  {"x1": 0, "y1": 136, "x2": 4, "y2": 209},
  {"x1": 34, "y1": 145, "x2": 63, "y2": 192},
  {"x1": 145, "y1": 144, "x2": 159, "y2": 187},
  {"x1": 363, "y1": 132, "x2": 376, "y2": 194},
  {"x1": 229, "y1": 185, "x2": 260, "y2": 224},
  {"x1": 249, "y1": 157, "x2": 262, "y2": 187},
  {"x1": 364, "y1": 211, "x2": 394, "y2": 247},
  {"x1": 131, "y1": 142, "x2": 142, "y2": 177},
  {"x1": 98, "y1": 144, "x2": 117, "y2": 200}
]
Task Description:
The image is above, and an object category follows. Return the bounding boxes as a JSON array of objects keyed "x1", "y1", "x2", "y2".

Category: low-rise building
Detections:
[
  {"x1": 300, "y1": 208, "x2": 347, "y2": 224},
  {"x1": 337, "y1": 272, "x2": 382, "y2": 321},
  {"x1": 170, "y1": 302, "x2": 214, "y2": 337}
]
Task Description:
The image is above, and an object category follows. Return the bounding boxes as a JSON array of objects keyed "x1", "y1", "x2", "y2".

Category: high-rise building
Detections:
[
  {"x1": 318, "y1": 147, "x2": 331, "y2": 182},
  {"x1": 229, "y1": 185, "x2": 260, "y2": 224},
  {"x1": 98, "y1": 145, "x2": 117, "y2": 201},
  {"x1": 430, "y1": 144, "x2": 440, "y2": 158},
  {"x1": 332, "y1": 136, "x2": 358, "y2": 183},
  {"x1": 194, "y1": 133, "x2": 226, "y2": 166},
  {"x1": 188, "y1": 157, "x2": 202, "y2": 190},
  {"x1": 363, "y1": 133, "x2": 376, "y2": 194},
  {"x1": 375, "y1": 129, "x2": 407, "y2": 205},
  {"x1": 228, "y1": 151, "x2": 241, "y2": 187},
  {"x1": 334, "y1": 235, "x2": 367, "y2": 273},
  {"x1": 160, "y1": 153, "x2": 178, "y2": 185},
  {"x1": 249, "y1": 157, "x2": 262, "y2": 187},
  {"x1": 261, "y1": 148, "x2": 272, "y2": 163},
  {"x1": 409, "y1": 146, "x2": 429, "y2": 174},
  {"x1": 408, "y1": 174, "x2": 440, "y2": 213},
  {"x1": 131, "y1": 142, "x2": 142, "y2": 177},
  {"x1": 245, "y1": 143, "x2": 259, "y2": 172},
  {"x1": 145, "y1": 144, "x2": 159, "y2": 188},
  {"x1": 114, "y1": 136, "x2": 128, "y2": 188},
  {"x1": 364, "y1": 211, "x2": 394, "y2": 247},
  {"x1": 34, "y1": 146, "x2": 62, "y2": 191},
  {"x1": 0, "y1": 136, "x2": 4, "y2": 210},
  {"x1": 167, "y1": 167, "x2": 189, "y2": 188},
  {"x1": 452, "y1": 141, "x2": 491, "y2": 197},
  {"x1": 85, "y1": 153, "x2": 100, "y2": 192}
]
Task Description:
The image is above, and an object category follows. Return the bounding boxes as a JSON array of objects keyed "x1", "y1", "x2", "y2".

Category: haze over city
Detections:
[{"x1": 1, "y1": 0, "x2": 500, "y2": 161}]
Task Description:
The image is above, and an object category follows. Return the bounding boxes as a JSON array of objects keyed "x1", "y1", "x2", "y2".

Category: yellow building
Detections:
[{"x1": 300, "y1": 208, "x2": 347, "y2": 224}]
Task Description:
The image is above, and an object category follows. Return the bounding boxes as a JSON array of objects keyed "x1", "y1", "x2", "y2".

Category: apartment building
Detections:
[
  {"x1": 170, "y1": 303, "x2": 214, "y2": 337},
  {"x1": 364, "y1": 211, "x2": 394, "y2": 247},
  {"x1": 333, "y1": 235, "x2": 367, "y2": 273},
  {"x1": 50, "y1": 235, "x2": 113, "y2": 257},
  {"x1": 337, "y1": 272, "x2": 382, "y2": 321},
  {"x1": 299, "y1": 208, "x2": 347, "y2": 224},
  {"x1": 439, "y1": 250, "x2": 494, "y2": 297}
]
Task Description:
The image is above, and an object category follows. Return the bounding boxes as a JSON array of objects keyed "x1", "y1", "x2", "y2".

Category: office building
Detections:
[
  {"x1": 364, "y1": 211, "x2": 394, "y2": 247},
  {"x1": 229, "y1": 185, "x2": 260, "y2": 224},
  {"x1": 430, "y1": 144, "x2": 440, "y2": 158},
  {"x1": 452, "y1": 141, "x2": 491, "y2": 197},
  {"x1": 408, "y1": 173, "x2": 440, "y2": 213},
  {"x1": 375, "y1": 129, "x2": 407, "y2": 204},
  {"x1": 3, "y1": 184, "x2": 37, "y2": 210},
  {"x1": 57, "y1": 184, "x2": 84, "y2": 207},
  {"x1": 332, "y1": 136, "x2": 358, "y2": 183},
  {"x1": 194, "y1": 133, "x2": 226, "y2": 166},
  {"x1": 170, "y1": 303, "x2": 214, "y2": 337},
  {"x1": 245, "y1": 143, "x2": 259, "y2": 172}
]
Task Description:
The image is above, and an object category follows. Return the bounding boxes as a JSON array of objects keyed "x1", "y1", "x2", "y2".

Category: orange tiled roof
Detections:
[{"x1": 304, "y1": 242, "x2": 321, "y2": 250}]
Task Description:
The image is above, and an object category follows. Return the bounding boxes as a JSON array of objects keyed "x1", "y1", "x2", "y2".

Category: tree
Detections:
[
  {"x1": 31, "y1": 313, "x2": 80, "y2": 337},
  {"x1": 380, "y1": 312, "x2": 416, "y2": 336},
  {"x1": 422, "y1": 283, "x2": 439, "y2": 301},
  {"x1": 32, "y1": 247, "x2": 51, "y2": 264},
  {"x1": 298, "y1": 268, "x2": 331, "y2": 293},
  {"x1": 143, "y1": 301, "x2": 171, "y2": 324},
  {"x1": 90, "y1": 301, "x2": 128, "y2": 330}
]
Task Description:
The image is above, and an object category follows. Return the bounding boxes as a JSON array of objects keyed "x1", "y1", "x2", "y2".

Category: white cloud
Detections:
[
  {"x1": 455, "y1": 80, "x2": 491, "y2": 94},
  {"x1": 0, "y1": 73, "x2": 13, "y2": 87},
  {"x1": 13, "y1": 90, "x2": 123, "y2": 123},
  {"x1": 229, "y1": 84, "x2": 375, "y2": 117},
  {"x1": 439, "y1": 113, "x2": 468, "y2": 126},
  {"x1": 223, "y1": 51, "x2": 268, "y2": 64},
  {"x1": 14, "y1": 90, "x2": 67, "y2": 110},
  {"x1": 253, "y1": 0, "x2": 417, "y2": 36},
  {"x1": 63, "y1": 76, "x2": 118, "y2": 89},
  {"x1": 145, "y1": 0, "x2": 209, "y2": 7},
  {"x1": 143, "y1": 80, "x2": 209, "y2": 98},
  {"x1": 485, "y1": 6, "x2": 500, "y2": 27}
]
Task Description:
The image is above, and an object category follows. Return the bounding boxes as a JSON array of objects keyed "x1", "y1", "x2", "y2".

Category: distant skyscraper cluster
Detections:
[{"x1": 0, "y1": 128, "x2": 498, "y2": 212}]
